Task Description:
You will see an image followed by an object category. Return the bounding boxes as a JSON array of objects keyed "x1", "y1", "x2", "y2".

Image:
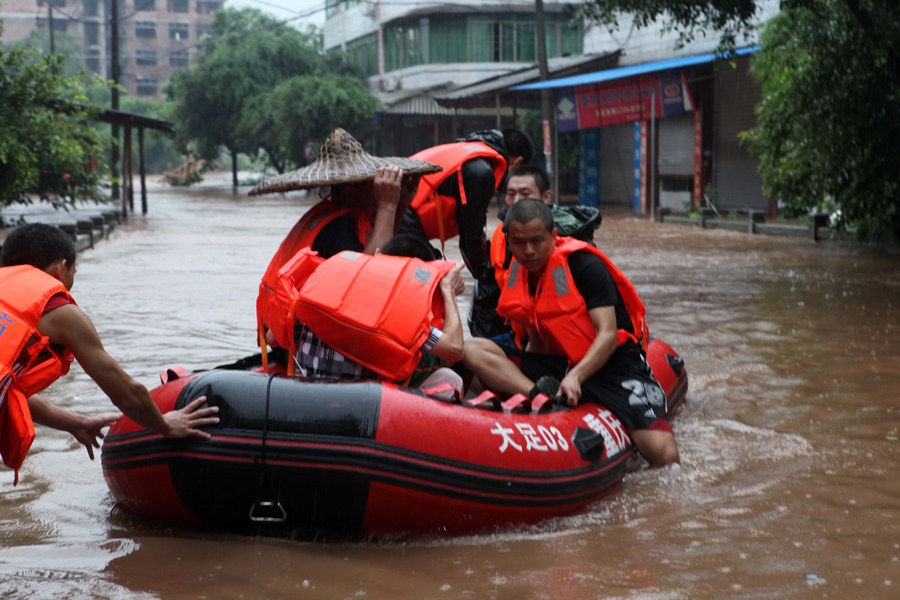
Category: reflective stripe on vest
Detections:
[{"x1": 497, "y1": 238, "x2": 647, "y2": 364}]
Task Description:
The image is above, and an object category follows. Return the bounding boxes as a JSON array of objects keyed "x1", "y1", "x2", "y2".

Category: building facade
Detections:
[
  {"x1": 325, "y1": 0, "x2": 781, "y2": 215},
  {"x1": 0, "y1": 0, "x2": 222, "y2": 97},
  {"x1": 324, "y1": 0, "x2": 585, "y2": 155}
]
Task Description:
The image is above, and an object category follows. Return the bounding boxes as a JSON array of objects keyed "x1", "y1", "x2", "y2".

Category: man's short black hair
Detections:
[
  {"x1": 504, "y1": 199, "x2": 554, "y2": 234},
  {"x1": 501, "y1": 128, "x2": 535, "y2": 165},
  {"x1": 1, "y1": 223, "x2": 76, "y2": 270},
  {"x1": 380, "y1": 234, "x2": 442, "y2": 261},
  {"x1": 508, "y1": 164, "x2": 550, "y2": 195}
]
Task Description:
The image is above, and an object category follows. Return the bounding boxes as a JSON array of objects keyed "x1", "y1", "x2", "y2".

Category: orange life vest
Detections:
[
  {"x1": 489, "y1": 223, "x2": 511, "y2": 288},
  {"x1": 0, "y1": 265, "x2": 75, "y2": 482},
  {"x1": 497, "y1": 238, "x2": 648, "y2": 364},
  {"x1": 257, "y1": 201, "x2": 371, "y2": 357},
  {"x1": 410, "y1": 141, "x2": 506, "y2": 246},
  {"x1": 294, "y1": 251, "x2": 456, "y2": 381}
]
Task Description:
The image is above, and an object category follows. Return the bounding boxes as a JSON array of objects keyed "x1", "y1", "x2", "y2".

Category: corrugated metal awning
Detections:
[
  {"x1": 513, "y1": 46, "x2": 759, "y2": 91},
  {"x1": 434, "y1": 52, "x2": 620, "y2": 110},
  {"x1": 381, "y1": 93, "x2": 509, "y2": 116}
]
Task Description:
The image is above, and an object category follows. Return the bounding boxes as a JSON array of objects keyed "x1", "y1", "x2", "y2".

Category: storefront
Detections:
[{"x1": 514, "y1": 46, "x2": 767, "y2": 214}]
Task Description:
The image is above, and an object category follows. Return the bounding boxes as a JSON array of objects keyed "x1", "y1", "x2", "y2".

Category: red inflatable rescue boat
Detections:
[{"x1": 101, "y1": 338, "x2": 687, "y2": 539}]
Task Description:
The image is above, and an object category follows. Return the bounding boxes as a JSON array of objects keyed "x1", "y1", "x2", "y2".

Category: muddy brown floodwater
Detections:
[{"x1": 1, "y1": 178, "x2": 898, "y2": 599}]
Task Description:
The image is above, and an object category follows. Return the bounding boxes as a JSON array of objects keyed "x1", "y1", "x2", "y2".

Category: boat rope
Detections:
[{"x1": 249, "y1": 372, "x2": 286, "y2": 523}]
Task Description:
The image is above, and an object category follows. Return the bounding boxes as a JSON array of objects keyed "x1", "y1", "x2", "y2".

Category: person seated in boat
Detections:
[
  {"x1": 0, "y1": 224, "x2": 220, "y2": 484},
  {"x1": 462, "y1": 200, "x2": 680, "y2": 468},
  {"x1": 291, "y1": 235, "x2": 467, "y2": 399},
  {"x1": 398, "y1": 128, "x2": 535, "y2": 279},
  {"x1": 250, "y1": 128, "x2": 442, "y2": 358},
  {"x1": 469, "y1": 164, "x2": 602, "y2": 344}
]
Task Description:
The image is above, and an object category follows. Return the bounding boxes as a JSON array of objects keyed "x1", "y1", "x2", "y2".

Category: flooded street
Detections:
[{"x1": 1, "y1": 179, "x2": 898, "y2": 599}]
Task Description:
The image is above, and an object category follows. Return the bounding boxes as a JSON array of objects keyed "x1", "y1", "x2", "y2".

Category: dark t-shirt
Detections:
[
  {"x1": 312, "y1": 215, "x2": 365, "y2": 258},
  {"x1": 567, "y1": 251, "x2": 633, "y2": 335}
]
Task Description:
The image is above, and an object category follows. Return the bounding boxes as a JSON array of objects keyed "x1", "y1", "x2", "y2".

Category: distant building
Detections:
[
  {"x1": 0, "y1": 0, "x2": 223, "y2": 98},
  {"x1": 324, "y1": 0, "x2": 589, "y2": 155},
  {"x1": 326, "y1": 0, "x2": 782, "y2": 214}
]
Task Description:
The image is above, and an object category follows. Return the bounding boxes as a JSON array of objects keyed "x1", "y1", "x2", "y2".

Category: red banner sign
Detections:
[{"x1": 574, "y1": 72, "x2": 694, "y2": 129}]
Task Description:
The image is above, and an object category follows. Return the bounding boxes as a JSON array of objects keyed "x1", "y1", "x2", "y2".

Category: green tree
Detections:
[
  {"x1": 582, "y1": 0, "x2": 760, "y2": 49},
  {"x1": 9, "y1": 28, "x2": 86, "y2": 77},
  {"x1": 742, "y1": 0, "x2": 899, "y2": 241},
  {"x1": 0, "y1": 34, "x2": 107, "y2": 221},
  {"x1": 582, "y1": 0, "x2": 900, "y2": 241},
  {"x1": 238, "y1": 74, "x2": 379, "y2": 174},
  {"x1": 166, "y1": 8, "x2": 375, "y2": 185}
]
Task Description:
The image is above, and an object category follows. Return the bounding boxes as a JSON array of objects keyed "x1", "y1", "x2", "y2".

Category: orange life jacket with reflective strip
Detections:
[
  {"x1": 257, "y1": 201, "x2": 370, "y2": 358},
  {"x1": 0, "y1": 266, "x2": 75, "y2": 482},
  {"x1": 410, "y1": 141, "x2": 506, "y2": 247},
  {"x1": 294, "y1": 251, "x2": 456, "y2": 381},
  {"x1": 497, "y1": 238, "x2": 648, "y2": 364}
]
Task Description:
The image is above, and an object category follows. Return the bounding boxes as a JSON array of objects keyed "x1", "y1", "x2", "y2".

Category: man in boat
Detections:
[
  {"x1": 250, "y1": 128, "x2": 442, "y2": 356},
  {"x1": 0, "y1": 224, "x2": 220, "y2": 484},
  {"x1": 291, "y1": 234, "x2": 467, "y2": 398},
  {"x1": 399, "y1": 128, "x2": 535, "y2": 279},
  {"x1": 462, "y1": 200, "x2": 680, "y2": 468},
  {"x1": 469, "y1": 164, "x2": 602, "y2": 343}
]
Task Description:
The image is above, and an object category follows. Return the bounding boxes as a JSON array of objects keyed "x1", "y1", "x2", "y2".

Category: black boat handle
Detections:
[{"x1": 249, "y1": 501, "x2": 287, "y2": 523}]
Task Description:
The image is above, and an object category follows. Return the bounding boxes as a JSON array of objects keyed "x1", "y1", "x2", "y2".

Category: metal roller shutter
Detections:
[
  {"x1": 598, "y1": 123, "x2": 635, "y2": 206},
  {"x1": 714, "y1": 57, "x2": 768, "y2": 211}
]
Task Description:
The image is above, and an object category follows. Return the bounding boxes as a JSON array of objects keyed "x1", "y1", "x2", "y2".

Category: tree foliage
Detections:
[
  {"x1": 742, "y1": 0, "x2": 900, "y2": 241},
  {"x1": 166, "y1": 8, "x2": 377, "y2": 179},
  {"x1": 582, "y1": 0, "x2": 900, "y2": 241},
  {"x1": 582, "y1": 0, "x2": 761, "y2": 49},
  {"x1": 238, "y1": 75, "x2": 380, "y2": 174},
  {"x1": 9, "y1": 28, "x2": 86, "y2": 77},
  {"x1": 0, "y1": 36, "x2": 108, "y2": 218}
]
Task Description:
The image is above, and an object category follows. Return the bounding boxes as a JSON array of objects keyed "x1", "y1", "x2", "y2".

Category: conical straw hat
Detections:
[{"x1": 249, "y1": 128, "x2": 441, "y2": 196}]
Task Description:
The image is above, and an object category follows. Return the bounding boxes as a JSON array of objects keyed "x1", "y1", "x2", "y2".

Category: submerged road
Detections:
[{"x1": 1, "y1": 176, "x2": 898, "y2": 598}]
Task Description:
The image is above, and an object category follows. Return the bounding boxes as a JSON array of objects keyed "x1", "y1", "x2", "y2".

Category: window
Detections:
[
  {"x1": 170, "y1": 49, "x2": 190, "y2": 68},
  {"x1": 84, "y1": 0, "x2": 98, "y2": 16},
  {"x1": 168, "y1": 0, "x2": 189, "y2": 13},
  {"x1": 356, "y1": 12, "x2": 582, "y2": 74},
  {"x1": 169, "y1": 23, "x2": 189, "y2": 41},
  {"x1": 344, "y1": 33, "x2": 377, "y2": 77},
  {"x1": 196, "y1": 23, "x2": 212, "y2": 38},
  {"x1": 84, "y1": 21, "x2": 99, "y2": 46},
  {"x1": 137, "y1": 0, "x2": 156, "y2": 10},
  {"x1": 37, "y1": 17, "x2": 67, "y2": 33},
  {"x1": 85, "y1": 48, "x2": 101, "y2": 74},
  {"x1": 135, "y1": 21, "x2": 156, "y2": 39},
  {"x1": 136, "y1": 49, "x2": 157, "y2": 66},
  {"x1": 38, "y1": 0, "x2": 66, "y2": 7},
  {"x1": 136, "y1": 77, "x2": 158, "y2": 96},
  {"x1": 197, "y1": 1, "x2": 223, "y2": 15}
]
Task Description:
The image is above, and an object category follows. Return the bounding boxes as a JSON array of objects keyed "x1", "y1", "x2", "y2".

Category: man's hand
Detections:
[
  {"x1": 71, "y1": 414, "x2": 120, "y2": 460},
  {"x1": 440, "y1": 263, "x2": 466, "y2": 297},
  {"x1": 161, "y1": 396, "x2": 220, "y2": 440},
  {"x1": 373, "y1": 166, "x2": 403, "y2": 211},
  {"x1": 559, "y1": 371, "x2": 583, "y2": 407}
]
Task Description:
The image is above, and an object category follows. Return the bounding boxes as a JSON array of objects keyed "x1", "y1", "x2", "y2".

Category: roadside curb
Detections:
[{"x1": 0, "y1": 206, "x2": 122, "y2": 252}]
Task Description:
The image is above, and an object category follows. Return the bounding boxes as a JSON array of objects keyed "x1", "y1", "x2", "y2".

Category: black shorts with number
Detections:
[{"x1": 504, "y1": 343, "x2": 669, "y2": 431}]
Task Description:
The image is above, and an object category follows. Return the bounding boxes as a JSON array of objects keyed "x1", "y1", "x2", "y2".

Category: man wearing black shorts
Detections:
[{"x1": 462, "y1": 200, "x2": 679, "y2": 467}]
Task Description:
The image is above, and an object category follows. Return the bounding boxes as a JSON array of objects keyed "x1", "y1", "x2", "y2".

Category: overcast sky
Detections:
[{"x1": 226, "y1": 0, "x2": 326, "y2": 27}]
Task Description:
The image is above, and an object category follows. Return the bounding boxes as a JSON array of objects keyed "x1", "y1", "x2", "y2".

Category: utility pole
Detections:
[
  {"x1": 110, "y1": 0, "x2": 121, "y2": 203},
  {"x1": 534, "y1": 0, "x2": 557, "y2": 201},
  {"x1": 47, "y1": 2, "x2": 55, "y2": 54}
]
